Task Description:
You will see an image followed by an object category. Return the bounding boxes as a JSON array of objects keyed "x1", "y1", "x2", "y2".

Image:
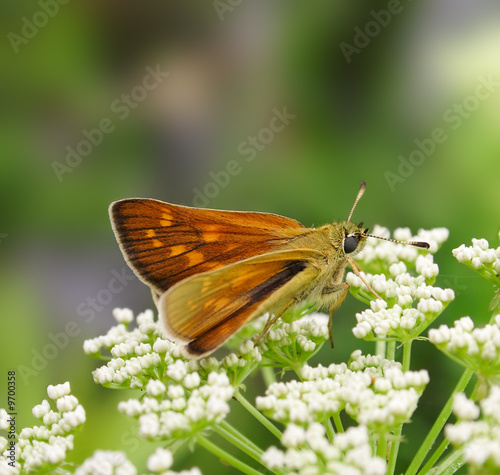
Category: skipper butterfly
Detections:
[{"x1": 109, "y1": 182, "x2": 429, "y2": 358}]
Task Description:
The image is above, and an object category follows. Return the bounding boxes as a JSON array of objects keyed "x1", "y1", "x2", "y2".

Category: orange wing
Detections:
[
  {"x1": 109, "y1": 199, "x2": 308, "y2": 294},
  {"x1": 159, "y1": 249, "x2": 322, "y2": 357}
]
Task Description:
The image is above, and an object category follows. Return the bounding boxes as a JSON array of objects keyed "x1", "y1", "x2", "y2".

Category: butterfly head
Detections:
[
  {"x1": 340, "y1": 221, "x2": 369, "y2": 256},
  {"x1": 342, "y1": 181, "x2": 430, "y2": 253}
]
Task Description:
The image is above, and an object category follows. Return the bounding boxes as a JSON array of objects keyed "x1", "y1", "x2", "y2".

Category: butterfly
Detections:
[{"x1": 109, "y1": 181, "x2": 429, "y2": 358}]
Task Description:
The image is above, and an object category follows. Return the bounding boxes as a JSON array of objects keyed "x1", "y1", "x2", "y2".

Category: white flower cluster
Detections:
[
  {"x1": 75, "y1": 451, "x2": 137, "y2": 475},
  {"x1": 429, "y1": 315, "x2": 500, "y2": 379},
  {"x1": 357, "y1": 226, "x2": 449, "y2": 265},
  {"x1": 453, "y1": 237, "x2": 500, "y2": 284},
  {"x1": 118, "y1": 371, "x2": 234, "y2": 440},
  {"x1": 86, "y1": 308, "x2": 189, "y2": 389},
  {"x1": 88, "y1": 308, "x2": 268, "y2": 390},
  {"x1": 256, "y1": 351, "x2": 428, "y2": 434},
  {"x1": 74, "y1": 448, "x2": 202, "y2": 475},
  {"x1": 146, "y1": 447, "x2": 202, "y2": 475},
  {"x1": 83, "y1": 309, "x2": 163, "y2": 356},
  {"x1": 446, "y1": 385, "x2": 500, "y2": 473},
  {"x1": 0, "y1": 383, "x2": 85, "y2": 474},
  {"x1": 349, "y1": 254, "x2": 454, "y2": 341},
  {"x1": 262, "y1": 423, "x2": 386, "y2": 475},
  {"x1": 91, "y1": 336, "x2": 167, "y2": 389},
  {"x1": 257, "y1": 312, "x2": 330, "y2": 365}
]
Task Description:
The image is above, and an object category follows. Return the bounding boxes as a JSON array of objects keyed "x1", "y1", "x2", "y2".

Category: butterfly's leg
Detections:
[
  {"x1": 324, "y1": 282, "x2": 350, "y2": 348},
  {"x1": 254, "y1": 299, "x2": 296, "y2": 345},
  {"x1": 347, "y1": 257, "x2": 383, "y2": 300}
]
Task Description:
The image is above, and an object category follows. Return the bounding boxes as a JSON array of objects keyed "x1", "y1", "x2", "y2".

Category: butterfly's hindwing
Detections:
[{"x1": 158, "y1": 249, "x2": 323, "y2": 357}]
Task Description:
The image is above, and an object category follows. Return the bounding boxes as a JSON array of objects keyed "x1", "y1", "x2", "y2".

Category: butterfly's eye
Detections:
[{"x1": 343, "y1": 235, "x2": 359, "y2": 254}]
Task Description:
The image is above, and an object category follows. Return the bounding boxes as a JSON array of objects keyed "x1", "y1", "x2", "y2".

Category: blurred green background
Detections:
[{"x1": 1, "y1": 1, "x2": 500, "y2": 473}]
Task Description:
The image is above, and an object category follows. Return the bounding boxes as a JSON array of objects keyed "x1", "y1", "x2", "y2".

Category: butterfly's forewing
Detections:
[
  {"x1": 159, "y1": 249, "x2": 323, "y2": 357},
  {"x1": 109, "y1": 199, "x2": 307, "y2": 295}
]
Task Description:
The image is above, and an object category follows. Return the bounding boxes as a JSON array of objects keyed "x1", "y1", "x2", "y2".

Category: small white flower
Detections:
[
  {"x1": 447, "y1": 385, "x2": 500, "y2": 471},
  {"x1": 453, "y1": 393, "x2": 480, "y2": 420},
  {"x1": 183, "y1": 372, "x2": 201, "y2": 389},
  {"x1": 135, "y1": 343, "x2": 152, "y2": 356},
  {"x1": 56, "y1": 396, "x2": 79, "y2": 413},
  {"x1": 472, "y1": 238, "x2": 489, "y2": 251},
  {"x1": 146, "y1": 380, "x2": 166, "y2": 397},
  {"x1": 167, "y1": 384, "x2": 185, "y2": 399},
  {"x1": 62, "y1": 405, "x2": 86, "y2": 428},
  {"x1": 82, "y1": 339, "x2": 100, "y2": 355},
  {"x1": 42, "y1": 411, "x2": 60, "y2": 426},
  {"x1": 207, "y1": 372, "x2": 229, "y2": 387},
  {"x1": 75, "y1": 450, "x2": 137, "y2": 475},
  {"x1": 417, "y1": 298, "x2": 443, "y2": 314},
  {"x1": 453, "y1": 237, "x2": 500, "y2": 284},
  {"x1": 47, "y1": 382, "x2": 71, "y2": 400},
  {"x1": 32, "y1": 400, "x2": 50, "y2": 419},
  {"x1": 262, "y1": 423, "x2": 386, "y2": 474},
  {"x1": 147, "y1": 447, "x2": 173, "y2": 472},
  {"x1": 139, "y1": 413, "x2": 160, "y2": 438},
  {"x1": 118, "y1": 399, "x2": 143, "y2": 417},
  {"x1": 136, "y1": 309, "x2": 154, "y2": 324},
  {"x1": 167, "y1": 360, "x2": 188, "y2": 381},
  {"x1": 480, "y1": 386, "x2": 500, "y2": 421},
  {"x1": 471, "y1": 257, "x2": 482, "y2": 269},
  {"x1": 393, "y1": 227, "x2": 413, "y2": 241},
  {"x1": 206, "y1": 398, "x2": 230, "y2": 418},
  {"x1": 92, "y1": 366, "x2": 115, "y2": 385},
  {"x1": 261, "y1": 446, "x2": 285, "y2": 469},
  {"x1": 239, "y1": 339, "x2": 255, "y2": 355},
  {"x1": 112, "y1": 307, "x2": 134, "y2": 324},
  {"x1": 346, "y1": 272, "x2": 363, "y2": 288},
  {"x1": 430, "y1": 316, "x2": 500, "y2": 377},
  {"x1": 44, "y1": 444, "x2": 66, "y2": 464},
  {"x1": 389, "y1": 261, "x2": 407, "y2": 276},
  {"x1": 152, "y1": 337, "x2": 174, "y2": 353},
  {"x1": 111, "y1": 343, "x2": 130, "y2": 358}
]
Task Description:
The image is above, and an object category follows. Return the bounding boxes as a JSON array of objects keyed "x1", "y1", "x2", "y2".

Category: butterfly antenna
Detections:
[
  {"x1": 347, "y1": 181, "x2": 366, "y2": 222},
  {"x1": 363, "y1": 233, "x2": 430, "y2": 249}
]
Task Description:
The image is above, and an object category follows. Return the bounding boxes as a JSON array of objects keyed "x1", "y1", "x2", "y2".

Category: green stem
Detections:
[
  {"x1": 387, "y1": 341, "x2": 413, "y2": 475},
  {"x1": 376, "y1": 339, "x2": 387, "y2": 358},
  {"x1": 402, "y1": 340, "x2": 412, "y2": 371},
  {"x1": 234, "y1": 391, "x2": 282, "y2": 440},
  {"x1": 376, "y1": 434, "x2": 388, "y2": 461},
  {"x1": 430, "y1": 447, "x2": 464, "y2": 475},
  {"x1": 387, "y1": 426, "x2": 402, "y2": 475},
  {"x1": 215, "y1": 421, "x2": 263, "y2": 463},
  {"x1": 332, "y1": 412, "x2": 344, "y2": 433},
  {"x1": 386, "y1": 340, "x2": 396, "y2": 361},
  {"x1": 261, "y1": 365, "x2": 277, "y2": 387},
  {"x1": 196, "y1": 434, "x2": 266, "y2": 475},
  {"x1": 405, "y1": 368, "x2": 474, "y2": 475},
  {"x1": 325, "y1": 418, "x2": 335, "y2": 442},
  {"x1": 416, "y1": 438, "x2": 449, "y2": 475}
]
